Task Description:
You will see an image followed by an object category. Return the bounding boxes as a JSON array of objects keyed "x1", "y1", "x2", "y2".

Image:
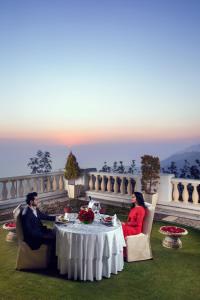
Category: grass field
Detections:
[{"x1": 0, "y1": 220, "x2": 200, "y2": 300}]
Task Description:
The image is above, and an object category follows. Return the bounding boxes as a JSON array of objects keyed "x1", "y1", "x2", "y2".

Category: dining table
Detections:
[{"x1": 55, "y1": 213, "x2": 126, "y2": 281}]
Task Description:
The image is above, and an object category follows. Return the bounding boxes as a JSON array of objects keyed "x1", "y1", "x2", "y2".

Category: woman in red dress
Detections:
[{"x1": 122, "y1": 192, "x2": 146, "y2": 238}]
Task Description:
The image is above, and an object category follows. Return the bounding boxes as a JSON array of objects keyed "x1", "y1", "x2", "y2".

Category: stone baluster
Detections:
[
  {"x1": 39, "y1": 177, "x2": 44, "y2": 193},
  {"x1": 192, "y1": 183, "x2": 199, "y2": 204},
  {"x1": 107, "y1": 176, "x2": 112, "y2": 192},
  {"x1": 95, "y1": 175, "x2": 100, "y2": 191},
  {"x1": 127, "y1": 178, "x2": 133, "y2": 195},
  {"x1": 120, "y1": 177, "x2": 125, "y2": 194},
  {"x1": 33, "y1": 178, "x2": 38, "y2": 192},
  {"x1": 114, "y1": 176, "x2": 118, "y2": 193},
  {"x1": 47, "y1": 176, "x2": 51, "y2": 192},
  {"x1": 2, "y1": 182, "x2": 8, "y2": 200},
  {"x1": 172, "y1": 182, "x2": 179, "y2": 202},
  {"x1": 25, "y1": 178, "x2": 32, "y2": 194},
  {"x1": 18, "y1": 179, "x2": 24, "y2": 197},
  {"x1": 52, "y1": 175, "x2": 57, "y2": 191},
  {"x1": 10, "y1": 180, "x2": 17, "y2": 198},
  {"x1": 101, "y1": 175, "x2": 105, "y2": 192},
  {"x1": 182, "y1": 183, "x2": 189, "y2": 203},
  {"x1": 89, "y1": 175, "x2": 93, "y2": 190},
  {"x1": 59, "y1": 175, "x2": 64, "y2": 190}
]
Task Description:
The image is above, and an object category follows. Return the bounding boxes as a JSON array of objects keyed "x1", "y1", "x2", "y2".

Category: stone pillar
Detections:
[{"x1": 158, "y1": 174, "x2": 175, "y2": 204}]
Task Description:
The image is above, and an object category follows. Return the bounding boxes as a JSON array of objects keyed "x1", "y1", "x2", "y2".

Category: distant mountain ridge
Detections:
[{"x1": 161, "y1": 144, "x2": 200, "y2": 169}]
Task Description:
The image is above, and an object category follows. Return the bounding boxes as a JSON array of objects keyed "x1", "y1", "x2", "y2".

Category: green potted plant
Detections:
[
  {"x1": 141, "y1": 154, "x2": 160, "y2": 206},
  {"x1": 64, "y1": 152, "x2": 81, "y2": 199}
]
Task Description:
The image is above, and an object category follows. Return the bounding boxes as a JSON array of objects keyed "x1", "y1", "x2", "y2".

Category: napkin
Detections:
[
  {"x1": 64, "y1": 213, "x2": 69, "y2": 220},
  {"x1": 88, "y1": 200, "x2": 95, "y2": 209},
  {"x1": 112, "y1": 214, "x2": 117, "y2": 226}
]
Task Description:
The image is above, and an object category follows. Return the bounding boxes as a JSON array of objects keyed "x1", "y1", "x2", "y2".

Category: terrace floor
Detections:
[{"x1": 0, "y1": 213, "x2": 200, "y2": 300}]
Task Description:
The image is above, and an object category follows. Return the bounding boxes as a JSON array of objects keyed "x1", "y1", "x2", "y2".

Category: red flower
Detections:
[
  {"x1": 78, "y1": 208, "x2": 94, "y2": 223},
  {"x1": 5, "y1": 222, "x2": 16, "y2": 228},
  {"x1": 160, "y1": 226, "x2": 187, "y2": 234}
]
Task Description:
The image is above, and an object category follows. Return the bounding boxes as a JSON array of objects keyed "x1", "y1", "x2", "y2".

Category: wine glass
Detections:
[{"x1": 93, "y1": 202, "x2": 101, "y2": 221}]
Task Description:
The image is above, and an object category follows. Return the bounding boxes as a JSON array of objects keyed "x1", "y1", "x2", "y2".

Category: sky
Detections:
[{"x1": 0, "y1": 0, "x2": 200, "y2": 176}]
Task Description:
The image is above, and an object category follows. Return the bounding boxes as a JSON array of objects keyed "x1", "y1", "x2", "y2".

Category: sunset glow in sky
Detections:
[{"x1": 1, "y1": 0, "x2": 200, "y2": 147}]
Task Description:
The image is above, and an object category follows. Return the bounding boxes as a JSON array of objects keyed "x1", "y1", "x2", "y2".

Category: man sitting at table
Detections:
[{"x1": 21, "y1": 192, "x2": 56, "y2": 251}]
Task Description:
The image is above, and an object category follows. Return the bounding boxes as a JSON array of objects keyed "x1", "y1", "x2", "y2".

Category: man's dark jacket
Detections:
[{"x1": 21, "y1": 206, "x2": 55, "y2": 250}]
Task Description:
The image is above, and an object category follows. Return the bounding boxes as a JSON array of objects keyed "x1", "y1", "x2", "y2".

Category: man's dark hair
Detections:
[{"x1": 26, "y1": 192, "x2": 38, "y2": 205}]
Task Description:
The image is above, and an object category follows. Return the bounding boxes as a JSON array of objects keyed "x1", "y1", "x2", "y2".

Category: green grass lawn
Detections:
[{"x1": 0, "y1": 221, "x2": 200, "y2": 300}]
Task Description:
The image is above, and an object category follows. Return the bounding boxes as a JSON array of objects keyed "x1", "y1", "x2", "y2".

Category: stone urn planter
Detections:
[
  {"x1": 159, "y1": 226, "x2": 188, "y2": 249},
  {"x1": 3, "y1": 222, "x2": 17, "y2": 242}
]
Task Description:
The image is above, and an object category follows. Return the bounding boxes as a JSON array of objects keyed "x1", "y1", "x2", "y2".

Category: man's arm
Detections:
[{"x1": 37, "y1": 209, "x2": 56, "y2": 222}]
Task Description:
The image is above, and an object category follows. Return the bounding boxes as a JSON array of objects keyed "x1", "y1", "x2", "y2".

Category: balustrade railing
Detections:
[
  {"x1": 171, "y1": 178, "x2": 200, "y2": 205},
  {"x1": 88, "y1": 172, "x2": 138, "y2": 195},
  {"x1": 0, "y1": 171, "x2": 65, "y2": 201}
]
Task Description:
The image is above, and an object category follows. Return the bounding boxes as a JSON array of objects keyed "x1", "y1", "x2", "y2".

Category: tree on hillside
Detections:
[
  {"x1": 99, "y1": 162, "x2": 111, "y2": 173},
  {"x1": 117, "y1": 161, "x2": 125, "y2": 173},
  {"x1": 112, "y1": 161, "x2": 118, "y2": 173},
  {"x1": 190, "y1": 160, "x2": 200, "y2": 179},
  {"x1": 180, "y1": 160, "x2": 190, "y2": 178},
  {"x1": 27, "y1": 150, "x2": 52, "y2": 174},
  {"x1": 168, "y1": 161, "x2": 178, "y2": 177},
  {"x1": 128, "y1": 160, "x2": 137, "y2": 174}
]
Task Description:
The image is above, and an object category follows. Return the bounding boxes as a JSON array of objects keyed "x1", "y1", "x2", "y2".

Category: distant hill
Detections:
[{"x1": 161, "y1": 144, "x2": 200, "y2": 169}]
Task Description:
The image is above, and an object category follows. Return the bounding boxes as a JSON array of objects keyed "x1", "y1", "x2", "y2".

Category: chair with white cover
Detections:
[
  {"x1": 125, "y1": 203, "x2": 155, "y2": 262},
  {"x1": 13, "y1": 204, "x2": 49, "y2": 270}
]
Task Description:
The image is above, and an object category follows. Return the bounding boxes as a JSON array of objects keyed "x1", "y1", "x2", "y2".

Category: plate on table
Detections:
[
  {"x1": 101, "y1": 216, "x2": 113, "y2": 226},
  {"x1": 56, "y1": 215, "x2": 69, "y2": 224}
]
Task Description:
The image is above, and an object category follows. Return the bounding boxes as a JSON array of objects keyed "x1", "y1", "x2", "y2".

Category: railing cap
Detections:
[
  {"x1": 0, "y1": 171, "x2": 64, "y2": 182},
  {"x1": 171, "y1": 178, "x2": 200, "y2": 184}
]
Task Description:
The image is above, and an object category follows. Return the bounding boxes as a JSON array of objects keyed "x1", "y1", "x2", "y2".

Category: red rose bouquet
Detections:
[{"x1": 78, "y1": 207, "x2": 94, "y2": 224}]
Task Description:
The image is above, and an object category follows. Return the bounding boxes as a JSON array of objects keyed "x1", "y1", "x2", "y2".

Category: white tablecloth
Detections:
[{"x1": 55, "y1": 215, "x2": 126, "y2": 281}]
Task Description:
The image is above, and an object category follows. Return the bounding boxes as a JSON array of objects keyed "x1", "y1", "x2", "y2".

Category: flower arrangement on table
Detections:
[
  {"x1": 3, "y1": 222, "x2": 16, "y2": 230},
  {"x1": 78, "y1": 207, "x2": 94, "y2": 224},
  {"x1": 159, "y1": 226, "x2": 188, "y2": 236}
]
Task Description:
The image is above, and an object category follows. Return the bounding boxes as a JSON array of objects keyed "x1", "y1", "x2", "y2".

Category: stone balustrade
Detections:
[
  {"x1": 0, "y1": 171, "x2": 65, "y2": 201},
  {"x1": 171, "y1": 178, "x2": 200, "y2": 205},
  {"x1": 1, "y1": 170, "x2": 200, "y2": 220},
  {"x1": 88, "y1": 172, "x2": 140, "y2": 195}
]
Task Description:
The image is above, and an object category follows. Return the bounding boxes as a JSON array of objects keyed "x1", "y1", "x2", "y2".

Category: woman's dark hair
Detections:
[
  {"x1": 131, "y1": 192, "x2": 146, "y2": 208},
  {"x1": 26, "y1": 192, "x2": 38, "y2": 205}
]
